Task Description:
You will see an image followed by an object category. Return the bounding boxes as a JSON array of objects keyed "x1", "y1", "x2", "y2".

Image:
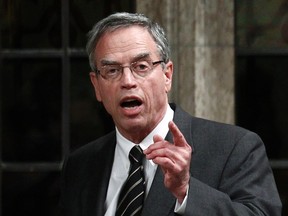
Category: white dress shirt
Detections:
[{"x1": 104, "y1": 105, "x2": 187, "y2": 215}]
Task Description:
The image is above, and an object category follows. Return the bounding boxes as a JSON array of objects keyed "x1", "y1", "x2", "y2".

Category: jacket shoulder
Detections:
[{"x1": 70, "y1": 131, "x2": 116, "y2": 156}]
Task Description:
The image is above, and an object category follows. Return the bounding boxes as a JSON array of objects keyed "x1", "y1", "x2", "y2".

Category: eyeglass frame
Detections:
[{"x1": 95, "y1": 59, "x2": 165, "y2": 81}]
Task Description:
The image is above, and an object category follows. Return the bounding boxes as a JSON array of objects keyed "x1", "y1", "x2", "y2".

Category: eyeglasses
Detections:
[{"x1": 96, "y1": 59, "x2": 164, "y2": 81}]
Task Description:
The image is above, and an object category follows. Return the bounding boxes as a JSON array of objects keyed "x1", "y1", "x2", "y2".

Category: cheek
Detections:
[
  {"x1": 99, "y1": 87, "x2": 117, "y2": 111},
  {"x1": 100, "y1": 97, "x2": 115, "y2": 117},
  {"x1": 100, "y1": 89, "x2": 112, "y2": 105},
  {"x1": 146, "y1": 79, "x2": 167, "y2": 102}
]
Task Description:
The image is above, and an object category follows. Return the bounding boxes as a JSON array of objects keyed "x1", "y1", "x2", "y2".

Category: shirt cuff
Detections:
[{"x1": 174, "y1": 185, "x2": 189, "y2": 215}]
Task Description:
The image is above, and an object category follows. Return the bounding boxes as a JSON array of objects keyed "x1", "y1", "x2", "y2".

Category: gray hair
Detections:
[{"x1": 86, "y1": 12, "x2": 170, "y2": 72}]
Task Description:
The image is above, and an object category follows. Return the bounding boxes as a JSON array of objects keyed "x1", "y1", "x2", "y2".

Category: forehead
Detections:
[{"x1": 95, "y1": 26, "x2": 159, "y2": 62}]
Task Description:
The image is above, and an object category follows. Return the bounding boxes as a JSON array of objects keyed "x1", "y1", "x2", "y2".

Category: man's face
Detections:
[{"x1": 90, "y1": 26, "x2": 173, "y2": 143}]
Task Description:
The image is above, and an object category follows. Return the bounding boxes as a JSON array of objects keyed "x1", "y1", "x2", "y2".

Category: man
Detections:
[{"x1": 59, "y1": 12, "x2": 282, "y2": 216}]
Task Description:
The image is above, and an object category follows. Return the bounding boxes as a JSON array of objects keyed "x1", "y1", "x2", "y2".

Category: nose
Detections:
[{"x1": 120, "y1": 67, "x2": 137, "y2": 89}]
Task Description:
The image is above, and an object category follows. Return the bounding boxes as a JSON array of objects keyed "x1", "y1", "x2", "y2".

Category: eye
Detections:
[
  {"x1": 104, "y1": 65, "x2": 121, "y2": 76},
  {"x1": 133, "y1": 61, "x2": 150, "y2": 73}
]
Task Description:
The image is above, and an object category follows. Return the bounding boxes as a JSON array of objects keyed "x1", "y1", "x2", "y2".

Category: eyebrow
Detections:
[
  {"x1": 133, "y1": 52, "x2": 151, "y2": 61},
  {"x1": 99, "y1": 52, "x2": 152, "y2": 66}
]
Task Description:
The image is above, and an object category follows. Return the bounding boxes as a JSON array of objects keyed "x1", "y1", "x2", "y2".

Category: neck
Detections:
[{"x1": 118, "y1": 105, "x2": 169, "y2": 144}]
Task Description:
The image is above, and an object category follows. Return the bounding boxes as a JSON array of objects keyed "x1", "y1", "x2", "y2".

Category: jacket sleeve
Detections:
[{"x1": 184, "y1": 131, "x2": 282, "y2": 216}]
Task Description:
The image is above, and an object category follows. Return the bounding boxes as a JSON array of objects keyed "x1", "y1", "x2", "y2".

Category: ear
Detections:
[
  {"x1": 89, "y1": 72, "x2": 102, "y2": 102},
  {"x1": 164, "y1": 61, "x2": 173, "y2": 93}
]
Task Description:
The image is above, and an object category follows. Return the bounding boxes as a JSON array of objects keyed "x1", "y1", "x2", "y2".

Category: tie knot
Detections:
[{"x1": 129, "y1": 145, "x2": 143, "y2": 164}]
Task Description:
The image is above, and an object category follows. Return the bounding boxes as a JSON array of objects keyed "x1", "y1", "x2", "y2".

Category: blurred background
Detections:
[{"x1": 0, "y1": 0, "x2": 287, "y2": 215}]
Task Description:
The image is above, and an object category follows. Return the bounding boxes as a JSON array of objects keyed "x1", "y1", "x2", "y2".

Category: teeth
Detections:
[{"x1": 126, "y1": 99, "x2": 135, "y2": 102}]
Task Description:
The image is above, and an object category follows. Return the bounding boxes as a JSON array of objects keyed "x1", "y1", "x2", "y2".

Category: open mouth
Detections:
[{"x1": 120, "y1": 99, "x2": 142, "y2": 108}]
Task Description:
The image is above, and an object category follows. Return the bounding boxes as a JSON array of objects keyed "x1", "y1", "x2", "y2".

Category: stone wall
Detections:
[{"x1": 136, "y1": 0, "x2": 235, "y2": 124}]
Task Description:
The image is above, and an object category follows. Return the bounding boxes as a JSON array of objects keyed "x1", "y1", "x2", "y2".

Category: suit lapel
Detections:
[
  {"x1": 81, "y1": 133, "x2": 116, "y2": 216},
  {"x1": 142, "y1": 166, "x2": 176, "y2": 216},
  {"x1": 171, "y1": 104, "x2": 194, "y2": 151}
]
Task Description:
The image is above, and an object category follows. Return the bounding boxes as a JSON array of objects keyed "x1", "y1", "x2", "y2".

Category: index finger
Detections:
[{"x1": 168, "y1": 121, "x2": 187, "y2": 147}]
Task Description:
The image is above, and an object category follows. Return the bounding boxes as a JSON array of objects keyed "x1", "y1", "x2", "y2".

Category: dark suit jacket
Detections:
[{"x1": 59, "y1": 104, "x2": 282, "y2": 216}]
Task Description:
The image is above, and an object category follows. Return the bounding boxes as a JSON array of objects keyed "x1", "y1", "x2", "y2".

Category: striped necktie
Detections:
[{"x1": 116, "y1": 145, "x2": 145, "y2": 216}]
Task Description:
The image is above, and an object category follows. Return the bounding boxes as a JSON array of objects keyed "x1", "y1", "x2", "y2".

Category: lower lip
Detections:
[{"x1": 120, "y1": 104, "x2": 143, "y2": 116}]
